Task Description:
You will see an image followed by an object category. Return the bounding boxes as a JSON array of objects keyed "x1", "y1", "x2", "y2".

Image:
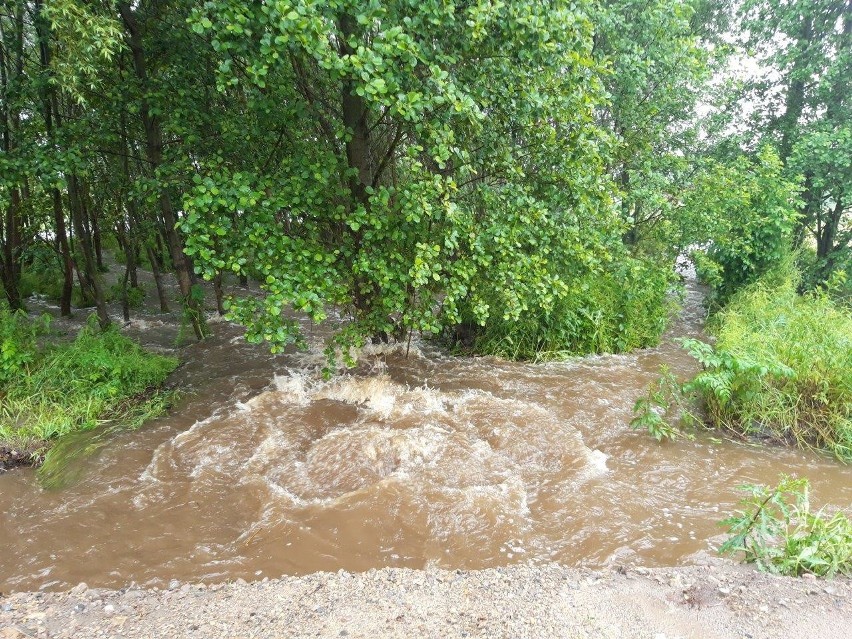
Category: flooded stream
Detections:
[{"x1": 2, "y1": 278, "x2": 851, "y2": 593}]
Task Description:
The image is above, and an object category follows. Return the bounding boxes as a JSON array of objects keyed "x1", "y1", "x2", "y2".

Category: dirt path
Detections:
[{"x1": 2, "y1": 561, "x2": 850, "y2": 639}]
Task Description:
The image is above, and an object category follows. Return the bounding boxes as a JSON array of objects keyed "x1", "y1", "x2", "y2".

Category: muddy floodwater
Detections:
[{"x1": 2, "y1": 279, "x2": 851, "y2": 593}]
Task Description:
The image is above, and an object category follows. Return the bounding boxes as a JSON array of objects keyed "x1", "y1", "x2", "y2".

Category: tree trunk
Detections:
[
  {"x1": 69, "y1": 175, "x2": 110, "y2": 328},
  {"x1": 213, "y1": 272, "x2": 225, "y2": 315},
  {"x1": 0, "y1": 5, "x2": 25, "y2": 310},
  {"x1": 52, "y1": 188, "x2": 74, "y2": 316},
  {"x1": 35, "y1": 0, "x2": 74, "y2": 316},
  {"x1": 119, "y1": 2, "x2": 204, "y2": 339},
  {"x1": 777, "y1": 16, "x2": 812, "y2": 165},
  {"x1": 147, "y1": 243, "x2": 170, "y2": 313},
  {"x1": 1, "y1": 191, "x2": 23, "y2": 310},
  {"x1": 338, "y1": 13, "x2": 378, "y2": 323},
  {"x1": 90, "y1": 201, "x2": 105, "y2": 272}
]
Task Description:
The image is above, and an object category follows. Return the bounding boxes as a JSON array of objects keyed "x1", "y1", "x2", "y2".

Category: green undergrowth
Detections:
[
  {"x1": 721, "y1": 475, "x2": 852, "y2": 577},
  {"x1": 457, "y1": 258, "x2": 677, "y2": 360},
  {"x1": 0, "y1": 308, "x2": 179, "y2": 474},
  {"x1": 632, "y1": 267, "x2": 852, "y2": 461}
]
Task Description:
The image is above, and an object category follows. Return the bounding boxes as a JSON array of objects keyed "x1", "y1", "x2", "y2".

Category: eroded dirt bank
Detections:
[{"x1": 2, "y1": 562, "x2": 850, "y2": 639}]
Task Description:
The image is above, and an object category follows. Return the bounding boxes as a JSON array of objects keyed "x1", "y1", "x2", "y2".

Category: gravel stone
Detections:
[{"x1": 0, "y1": 563, "x2": 850, "y2": 639}]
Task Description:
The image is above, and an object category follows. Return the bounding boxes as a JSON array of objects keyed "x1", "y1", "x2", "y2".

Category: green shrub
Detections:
[
  {"x1": 631, "y1": 366, "x2": 695, "y2": 442},
  {"x1": 108, "y1": 283, "x2": 147, "y2": 309},
  {"x1": 797, "y1": 247, "x2": 852, "y2": 305},
  {"x1": 721, "y1": 475, "x2": 852, "y2": 577},
  {"x1": 686, "y1": 147, "x2": 800, "y2": 308},
  {"x1": 19, "y1": 243, "x2": 65, "y2": 301},
  {"x1": 461, "y1": 256, "x2": 676, "y2": 360}
]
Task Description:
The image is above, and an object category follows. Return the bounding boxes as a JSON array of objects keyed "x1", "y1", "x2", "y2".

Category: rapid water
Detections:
[{"x1": 2, "y1": 278, "x2": 850, "y2": 592}]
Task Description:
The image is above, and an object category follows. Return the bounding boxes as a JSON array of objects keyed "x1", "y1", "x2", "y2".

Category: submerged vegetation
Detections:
[
  {"x1": 0, "y1": 307, "x2": 178, "y2": 466},
  {"x1": 721, "y1": 475, "x2": 852, "y2": 577}
]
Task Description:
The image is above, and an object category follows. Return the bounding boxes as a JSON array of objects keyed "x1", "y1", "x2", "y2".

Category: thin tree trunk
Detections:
[
  {"x1": 1, "y1": 191, "x2": 23, "y2": 310},
  {"x1": 118, "y1": 2, "x2": 204, "y2": 339},
  {"x1": 777, "y1": 16, "x2": 812, "y2": 165},
  {"x1": 53, "y1": 189, "x2": 73, "y2": 315},
  {"x1": 35, "y1": 0, "x2": 74, "y2": 315},
  {"x1": 0, "y1": 5, "x2": 25, "y2": 310},
  {"x1": 120, "y1": 265, "x2": 131, "y2": 323},
  {"x1": 146, "y1": 243, "x2": 170, "y2": 312},
  {"x1": 90, "y1": 201, "x2": 105, "y2": 272},
  {"x1": 69, "y1": 175, "x2": 110, "y2": 328},
  {"x1": 339, "y1": 13, "x2": 377, "y2": 323},
  {"x1": 213, "y1": 272, "x2": 225, "y2": 315}
]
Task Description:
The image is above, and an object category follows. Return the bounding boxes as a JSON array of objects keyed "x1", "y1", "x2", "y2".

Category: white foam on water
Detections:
[{"x1": 123, "y1": 317, "x2": 168, "y2": 332}]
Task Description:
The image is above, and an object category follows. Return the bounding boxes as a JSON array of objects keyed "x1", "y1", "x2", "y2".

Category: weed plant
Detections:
[
  {"x1": 0, "y1": 313, "x2": 178, "y2": 463},
  {"x1": 721, "y1": 475, "x2": 852, "y2": 577},
  {"x1": 0, "y1": 304, "x2": 50, "y2": 386}
]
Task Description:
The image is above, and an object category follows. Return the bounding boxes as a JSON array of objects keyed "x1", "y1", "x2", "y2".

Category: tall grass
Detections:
[
  {"x1": 683, "y1": 267, "x2": 852, "y2": 460},
  {"x1": 0, "y1": 314, "x2": 178, "y2": 464}
]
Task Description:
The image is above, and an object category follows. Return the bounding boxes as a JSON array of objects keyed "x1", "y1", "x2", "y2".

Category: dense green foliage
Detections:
[
  {"x1": 736, "y1": 0, "x2": 851, "y2": 290},
  {"x1": 0, "y1": 313, "x2": 178, "y2": 458},
  {"x1": 0, "y1": 0, "x2": 848, "y2": 368},
  {"x1": 0, "y1": 304, "x2": 49, "y2": 386},
  {"x1": 686, "y1": 148, "x2": 801, "y2": 306},
  {"x1": 466, "y1": 254, "x2": 674, "y2": 359},
  {"x1": 180, "y1": 0, "x2": 623, "y2": 362},
  {"x1": 721, "y1": 475, "x2": 852, "y2": 577}
]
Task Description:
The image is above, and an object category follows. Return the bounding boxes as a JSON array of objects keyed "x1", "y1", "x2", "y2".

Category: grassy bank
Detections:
[{"x1": 0, "y1": 307, "x2": 178, "y2": 469}]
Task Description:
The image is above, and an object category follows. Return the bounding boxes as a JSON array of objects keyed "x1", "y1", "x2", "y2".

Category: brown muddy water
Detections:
[{"x1": 1, "y1": 279, "x2": 851, "y2": 593}]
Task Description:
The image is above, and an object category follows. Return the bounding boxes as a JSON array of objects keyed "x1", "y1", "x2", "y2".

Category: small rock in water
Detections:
[
  {"x1": 235, "y1": 578, "x2": 247, "y2": 586},
  {"x1": 168, "y1": 580, "x2": 181, "y2": 590},
  {"x1": 70, "y1": 583, "x2": 88, "y2": 596}
]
